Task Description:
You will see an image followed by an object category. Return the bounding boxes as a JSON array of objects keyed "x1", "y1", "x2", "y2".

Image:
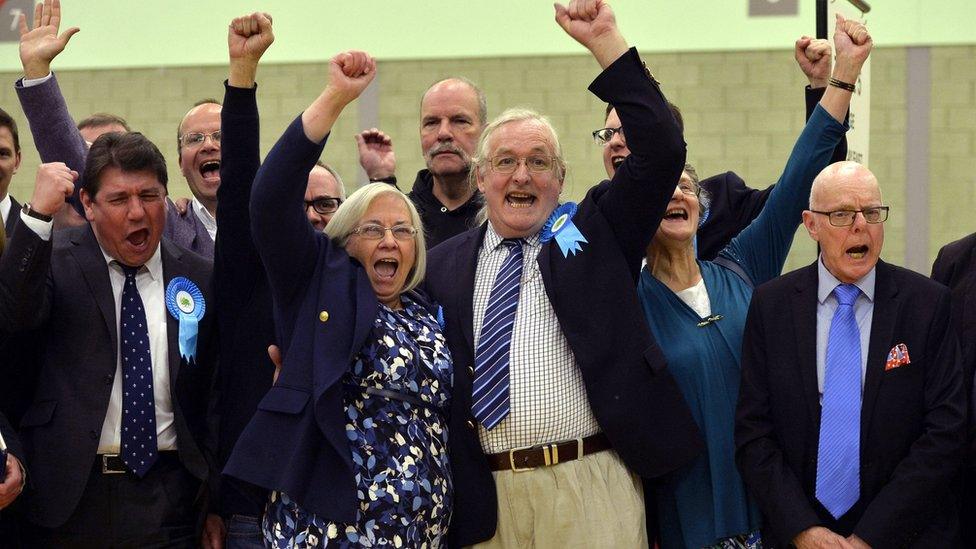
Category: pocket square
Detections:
[{"x1": 885, "y1": 343, "x2": 911, "y2": 371}]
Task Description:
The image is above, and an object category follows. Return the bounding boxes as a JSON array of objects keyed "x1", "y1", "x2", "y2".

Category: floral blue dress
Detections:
[{"x1": 263, "y1": 296, "x2": 453, "y2": 548}]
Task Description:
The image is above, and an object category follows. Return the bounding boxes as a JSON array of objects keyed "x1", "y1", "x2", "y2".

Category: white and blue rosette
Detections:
[
  {"x1": 165, "y1": 277, "x2": 206, "y2": 365},
  {"x1": 540, "y1": 202, "x2": 588, "y2": 257}
]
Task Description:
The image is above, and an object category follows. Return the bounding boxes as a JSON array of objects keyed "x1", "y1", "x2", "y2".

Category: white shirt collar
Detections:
[
  {"x1": 483, "y1": 222, "x2": 541, "y2": 251},
  {"x1": 0, "y1": 193, "x2": 11, "y2": 226},
  {"x1": 100, "y1": 242, "x2": 164, "y2": 282},
  {"x1": 192, "y1": 198, "x2": 217, "y2": 239}
]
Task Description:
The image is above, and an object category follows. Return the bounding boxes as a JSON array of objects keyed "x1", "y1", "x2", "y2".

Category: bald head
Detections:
[
  {"x1": 421, "y1": 78, "x2": 487, "y2": 126},
  {"x1": 809, "y1": 161, "x2": 880, "y2": 210}
]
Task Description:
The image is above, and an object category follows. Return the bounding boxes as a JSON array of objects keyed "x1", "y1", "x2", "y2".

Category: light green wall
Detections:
[{"x1": 0, "y1": 0, "x2": 972, "y2": 72}]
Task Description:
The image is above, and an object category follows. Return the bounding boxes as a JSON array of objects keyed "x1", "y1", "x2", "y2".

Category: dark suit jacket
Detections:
[
  {"x1": 4, "y1": 196, "x2": 19, "y2": 236},
  {"x1": 696, "y1": 86, "x2": 847, "y2": 261},
  {"x1": 735, "y1": 260, "x2": 966, "y2": 547},
  {"x1": 15, "y1": 74, "x2": 214, "y2": 258},
  {"x1": 932, "y1": 233, "x2": 976, "y2": 389},
  {"x1": 424, "y1": 48, "x2": 703, "y2": 547},
  {"x1": 0, "y1": 221, "x2": 216, "y2": 528}
]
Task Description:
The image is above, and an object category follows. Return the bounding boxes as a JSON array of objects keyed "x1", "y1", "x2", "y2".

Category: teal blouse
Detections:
[{"x1": 639, "y1": 106, "x2": 847, "y2": 549}]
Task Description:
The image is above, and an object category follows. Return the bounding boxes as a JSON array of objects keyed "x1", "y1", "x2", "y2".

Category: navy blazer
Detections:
[
  {"x1": 735, "y1": 260, "x2": 966, "y2": 547},
  {"x1": 424, "y1": 48, "x2": 703, "y2": 547},
  {"x1": 0, "y1": 221, "x2": 216, "y2": 528},
  {"x1": 223, "y1": 116, "x2": 442, "y2": 523}
]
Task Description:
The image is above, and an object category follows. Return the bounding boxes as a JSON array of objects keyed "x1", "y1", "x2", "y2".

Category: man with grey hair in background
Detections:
[{"x1": 356, "y1": 76, "x2": 486, "y2": 248}]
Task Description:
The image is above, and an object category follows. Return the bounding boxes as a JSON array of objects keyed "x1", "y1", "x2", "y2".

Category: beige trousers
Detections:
[{"x1": 467, "y1": 449, "x2": 647, "y2": 549}]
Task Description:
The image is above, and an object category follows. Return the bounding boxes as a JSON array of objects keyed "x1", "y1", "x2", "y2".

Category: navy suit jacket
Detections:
[
  {"x1": 424, "y1": 48, "x2": 703, "y2": 546},
  {"x1": 3, "y1": 196, "x2": 18, "y2": 236},
  {"x1": 15, "y1": 74, "x2": 214, "y2": 258},
  {"x1": 932, "y1": 233, "x2": 976, "y2": 392},
  {"x1": 735, "y1": 260, "x2": 966, "y2": 547},
  {"x1": 0, "y1": 221, "x2": 216, "y2": 528}
]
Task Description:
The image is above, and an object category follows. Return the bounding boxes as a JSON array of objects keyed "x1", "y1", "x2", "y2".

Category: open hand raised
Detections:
[{"x1": 18, "y1": 0, "x2": 79, "y2": 79}]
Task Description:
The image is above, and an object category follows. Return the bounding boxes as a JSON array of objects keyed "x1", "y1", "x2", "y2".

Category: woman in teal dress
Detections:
[{"x1": 638, "y1": 22, "x2": 872, "y2": 549}]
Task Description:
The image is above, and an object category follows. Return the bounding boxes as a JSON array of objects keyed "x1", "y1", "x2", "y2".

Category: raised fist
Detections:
[
  {"x1": 30, "y1": 162, "x2": 77, "y2": 217},
  {"x1": 356, "y1": 129, "x2": 396, "y2": 180},
  {"x1": 229, "y1": 12, "x2": 274, "y2": 64}
]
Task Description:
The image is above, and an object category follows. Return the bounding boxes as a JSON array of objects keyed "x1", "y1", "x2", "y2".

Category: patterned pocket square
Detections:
[{"x1": 885, "y1": 343, "x2": 911, "y2": 371}]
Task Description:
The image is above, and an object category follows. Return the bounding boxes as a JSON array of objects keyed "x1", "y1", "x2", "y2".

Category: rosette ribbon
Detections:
[
  {"x1": 165, "y1": 277, "x2": 206, "y2": 365},
  {"x1": 540, "y1": 202, "x2": 588, "y2": 257}
]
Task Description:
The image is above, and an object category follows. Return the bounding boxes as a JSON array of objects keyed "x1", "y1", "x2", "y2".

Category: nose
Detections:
[
  {"x1": 436, "y1": 119, "x2": 453, "y2": 141},
  {"x1": 378, "y1": 228, "x2": 398, "y2": 247},
  {"x1": 850, "y1": 211, "x2": 867, "y2": 231},
  {"x1": 127, "y1": 196, "x2": 147, "y2": 220},
  {"x1": 201, "y1": 134, "x2": 220, "y2": 150},
  {"x1": 511, "y1": 159, "x2": 532, "y2": 184}
]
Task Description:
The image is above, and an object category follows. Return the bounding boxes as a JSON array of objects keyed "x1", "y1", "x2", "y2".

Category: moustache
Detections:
[{"x1": 426, "y1": 143, "x2": 470, "y2": 163}]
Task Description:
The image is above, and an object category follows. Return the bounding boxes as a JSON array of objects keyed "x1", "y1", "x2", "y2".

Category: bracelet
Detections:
[
  {"x1": 369, "y1": 176, "x2": 397, "y2": 185},
  {"x1": 829, "y1": 77, "x2": 856, "y2": 92},
  {"x1": 22, "y1": 202, "x2": 53, "y2": 222}
]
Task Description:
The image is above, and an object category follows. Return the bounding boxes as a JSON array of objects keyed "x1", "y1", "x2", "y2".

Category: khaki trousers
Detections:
[{"x1": 468, "y1": 449, "x2": 647, "y2": 549}]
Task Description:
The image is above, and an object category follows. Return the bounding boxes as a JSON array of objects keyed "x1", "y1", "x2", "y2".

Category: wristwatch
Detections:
[{"x1": 22, "y1": 202, "x2": 53, "y2": 222}]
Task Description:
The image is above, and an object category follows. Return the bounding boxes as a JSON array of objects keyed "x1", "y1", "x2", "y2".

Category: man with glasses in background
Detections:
[{"x1": 736, "y1": 161, "x2": 967, "y2": 547}]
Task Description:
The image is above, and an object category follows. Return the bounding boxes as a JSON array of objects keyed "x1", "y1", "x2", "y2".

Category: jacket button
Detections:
[
  {"x1": 468, "y1": 366, "x2": 474, "y2": 376},
  {"x1": 318, "y1": 311, "x2": 329, "y2": 322},
  {"x1": 104, "y1": 374, "x2": 114, "y2": 385},
  {"x1": 466, "y1": 419, "x2": 476, "y2": 429},
  {"x1": 89, "y1": 430, "x2": 98, "y2": 440}
]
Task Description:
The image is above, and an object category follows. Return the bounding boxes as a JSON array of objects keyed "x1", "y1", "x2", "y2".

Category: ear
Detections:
[
  {"x1": 801, "y1": 210, "x2": 819, "y2": 241},
  {"x1": 79, "y1": 188, "x2": 96, "y2": 222},
  {"x1": 12, "y1": 151, "x2": 21, "y2": 174},
  {"x1": 475, "y1": 167, "x2": 487, "y2": 194}
]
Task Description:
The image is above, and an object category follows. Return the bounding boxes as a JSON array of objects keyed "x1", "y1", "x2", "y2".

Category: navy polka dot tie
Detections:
[{"x1": 119, "y1": 265, "x2": 158, "y2": 477}]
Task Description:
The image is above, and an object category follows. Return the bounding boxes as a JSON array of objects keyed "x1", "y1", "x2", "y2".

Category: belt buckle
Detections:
[
  {"x1": 101, "y1": 454, "x2": 125, "y2": 475},
  {"x1": 508, "y1": 443, "x2": 561, "y2": 472}
]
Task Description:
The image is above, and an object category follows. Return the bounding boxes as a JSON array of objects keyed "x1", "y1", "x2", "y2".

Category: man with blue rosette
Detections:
[
  {"x1": 0, "y1": 132, "x2": 216, "y2": 544},
  {"x1": 423, "y1": 0, "x2": 701, "y2": 546}
]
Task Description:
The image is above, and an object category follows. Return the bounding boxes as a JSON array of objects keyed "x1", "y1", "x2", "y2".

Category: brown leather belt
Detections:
[{"x1": 486, "y1": 433, "x2": 612, "y2": 472}]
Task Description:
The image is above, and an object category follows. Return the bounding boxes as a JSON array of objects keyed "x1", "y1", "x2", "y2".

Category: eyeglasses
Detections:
[
  {"x1": 809, "y1": 206, "x2": 889, "y2": 227},
  {"x1": 179, "y1": 130, "x2": 222, "y2": 148},
  {"x1": 488, "y1": 155, "x2": 557, "y2": 174},
  {"x1": 592, "y1": 126, "x2": 622, "y2": 145},
  {"x1": 677, "y1": 182, "x2": 698, "y2": 196},
  {"x1": 304, "y1": 196, "x2": 342, "y2": 215},
  {"x1": 351, "y1": 223, "x2": 418, "y2": 241}
]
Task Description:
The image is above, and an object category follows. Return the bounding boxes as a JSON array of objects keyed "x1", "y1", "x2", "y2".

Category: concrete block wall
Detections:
[{"x1": 1, "y1": 44, "x2": 972, "y2": 272}]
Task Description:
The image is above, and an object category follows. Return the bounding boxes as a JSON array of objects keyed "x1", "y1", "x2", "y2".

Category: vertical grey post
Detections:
[
  {"x1": 358, "y1": 72, "x2": 381, "y2": 186},
  {"x1": 904, "y1": 47, "x2": 930, "y2": 273}
]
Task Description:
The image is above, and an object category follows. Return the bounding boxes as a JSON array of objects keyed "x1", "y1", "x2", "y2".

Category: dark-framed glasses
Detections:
[
  {"x1": 810, "y1": 206, "x2": 889, "y2": 227},
  {"x1": 351, "y1": 223, "x2": 418, "y2": 241},
  {"x1": 592, "y1": 126, "x2": 622, "y2": 145},
  {"x1": 304, "y1": 196, "x2": 342, "y2": 215},
  {"x1": 179, "y1": 130, "x2": 222, "y2": 148},
  {"x1": 488, "y1": 155, "x2": 556, "y2": 174}
]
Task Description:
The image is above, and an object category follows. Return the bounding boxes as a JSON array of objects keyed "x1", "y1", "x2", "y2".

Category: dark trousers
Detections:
[{"x1": 27, "y1": 452, "x2": 200, "y2": 548}]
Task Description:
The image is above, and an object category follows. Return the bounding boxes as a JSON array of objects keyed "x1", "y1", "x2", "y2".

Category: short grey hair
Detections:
[
  {"x1": 470, "y1": 108, "x2": 567, "y2": 226},
  {"x1": 682, "y1": 162, "x2": 711, "y2": 221},
  {"x1": 314, "y1": 160, "x2": 347, "y2": 199},
  {"x1": 421, "y1": 77, "x2": 488, "y2": 126},
  {"x1": 323, "y1": 183, "x2": 426, "y2": 294}
]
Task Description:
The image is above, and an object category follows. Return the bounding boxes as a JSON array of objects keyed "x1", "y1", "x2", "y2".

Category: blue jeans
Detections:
[{"x1": 225, "y1": 514, "x2": 265, "y2": 549}]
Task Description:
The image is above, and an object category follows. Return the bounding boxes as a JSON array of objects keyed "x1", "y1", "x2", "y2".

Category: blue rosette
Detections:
[
  {"x1": 165, "y1": 277, "x2": 206, "y2": 365},
  {"x1": 540, "y1": 202, "x2": 588, "y2": 257}
]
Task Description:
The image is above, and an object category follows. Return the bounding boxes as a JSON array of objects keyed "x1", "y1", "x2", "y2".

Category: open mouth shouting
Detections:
[
  {"x1": 126, "y1": 228, "x2": 151, "y2": 253},
  {"x1": 663, "y1": 207, "x2": 689, "y2": 221},
  {"x1": 506, "y1": 192, "x2": 536, "y2": 209},
  {"x1": 199, "y1": 160, "x2": 221, "y2": 182},
  {"x1": 374, "y1": 257, "x2": 399, "y2": 280},
  {"x1": 611, "y1": 155, "x2": 626, "y2": 170},
  {"x1": 846, "y1": 244, "x2": 869, "y2": 259}
]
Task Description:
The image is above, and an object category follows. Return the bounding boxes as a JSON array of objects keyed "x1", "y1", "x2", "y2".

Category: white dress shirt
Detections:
[
  {"x1": 816, "y1": 256, "x2": 876, "y2": 395},
  {"x1": 192, "y1": 198, "x2": 217, "y2": 242},
  {"x1": 0, "y1": 193, "x2": 11, "y2": 227},
  {"x1": 472, "y1": 224, "x2": 600, "y2": 454}
]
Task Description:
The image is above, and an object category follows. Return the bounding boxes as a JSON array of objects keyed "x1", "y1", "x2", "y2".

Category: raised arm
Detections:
[
  {"x1": 719, "y1": 16, "x2": 870, "y2": 286},
  {"x1": 356, "y1": 128, "x2": 397, "y2": 182},
  {"x1": 250, "y1": 51, "x2": 375, "y2": 309},
  {"x1": 555, "y1": 0, "x2": 685, "y2": 276},
  {"x1": 15, "y1": 0, "x2": 87, "y2": 217}
]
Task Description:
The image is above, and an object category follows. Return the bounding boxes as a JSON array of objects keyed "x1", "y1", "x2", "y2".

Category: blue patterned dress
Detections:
[{"x1": 264, "y1": 295, "x2": 453, "y2": 548}]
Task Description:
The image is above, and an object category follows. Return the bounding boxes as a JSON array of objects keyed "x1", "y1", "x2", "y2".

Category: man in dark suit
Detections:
[
  {"x1": 735, "y1": 160, "x2": 966, "y2": 548},
  {"x1": 0, "y1": 131, "x2": 216, "y2": 546},
  {"x1": 16, "y1": 0, "x2": 217, "y2": 257},
  {"x1": 931, "y1": 232, "x2": 976, "y2": 546},
  {"x1": 0, "y1": 108, "x2": 23, "y2": 238},
  {"x1": 423, "y1": 2, "x2": 701, "y2": 546}
]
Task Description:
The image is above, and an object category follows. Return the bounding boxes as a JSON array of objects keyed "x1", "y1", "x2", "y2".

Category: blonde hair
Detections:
[{"x1": 324, "y1": 183, "x2": 427, "y2": 294}]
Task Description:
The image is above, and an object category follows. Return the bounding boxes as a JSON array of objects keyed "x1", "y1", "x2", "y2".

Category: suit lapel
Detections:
[
  {"x1": 860, "y1": 261, "x2": 899, "y2": 435},
  {"x1": 161, "y1": 240, "x2": 187, "y2": 385},
  {"x1": 69, "y1": 226, "x2": 119, "y2": 365},
  {"x1": 792, "y1": 263, "x2": 822, "y2": 428},
  {"x1": 457, "y1": 224, "x2": 488, "y2": 355},
  {"x1": 5, "y1": 196, "x2": 19, "y2": 234}
]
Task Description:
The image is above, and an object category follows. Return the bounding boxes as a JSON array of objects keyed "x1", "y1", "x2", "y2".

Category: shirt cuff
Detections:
[
  {"x1": 20, "y1": 210, "x2": 54, "y2": 240},
  {"x1": 21, "y1": 72, "x2": 54, "y2": 87}
]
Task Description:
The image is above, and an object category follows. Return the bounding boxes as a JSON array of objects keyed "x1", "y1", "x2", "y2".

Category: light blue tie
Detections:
[
  {"x1": 816, "y1": 283, "x2": 862, "y2": 519},
  {"x1": 472, "y1": 239, "x2": 524, "y2": 430}
]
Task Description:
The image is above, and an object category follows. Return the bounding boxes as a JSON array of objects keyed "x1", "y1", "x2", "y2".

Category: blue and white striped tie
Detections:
[
  {"x1": 472, "y1": 239, "x2": 524, "y2": 430},
  {"x1": 816, "y1": 283, "x2": 862, "y2": 518}
]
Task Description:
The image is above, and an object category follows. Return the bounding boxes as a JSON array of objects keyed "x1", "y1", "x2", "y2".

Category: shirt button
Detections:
[
  {"x1": 440, "y1": 206, "x2": 447, "y2": 213},
  {"x1": 318, "y1": 311, "x2": 330, "y2": 322},
  {"x1": 468, "y1": 366, "x2": 475, "y2": 376},
  {"x1": 466, "y1": 419, "x2": 476, "y2": 429}
]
